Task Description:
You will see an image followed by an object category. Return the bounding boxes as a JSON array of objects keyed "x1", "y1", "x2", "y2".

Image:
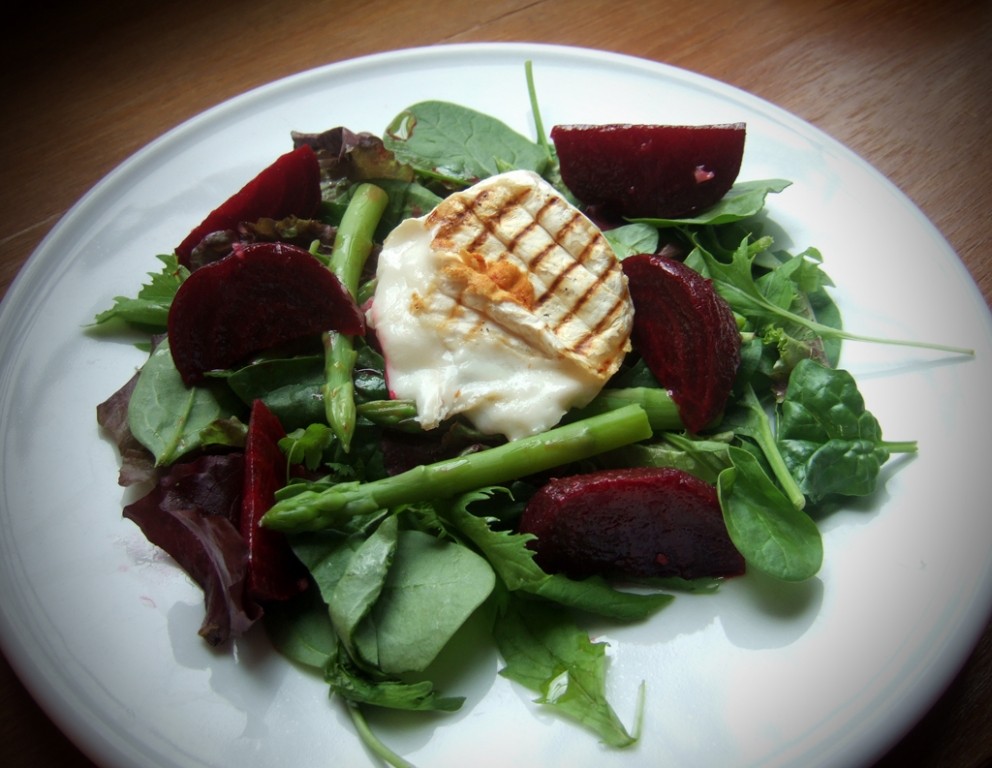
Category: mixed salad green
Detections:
[{"x1": 92, "y1": 65, "x2": 969, "y2": 766}]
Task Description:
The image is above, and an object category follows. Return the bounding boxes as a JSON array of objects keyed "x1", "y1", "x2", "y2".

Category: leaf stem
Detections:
[
  {"x1": 881, "y1": 440, "x2": 919, "y2": 454},
  {"x1": 344, "y1": 701, "x2": 418, "y2": 768},
  {"x1": 741, "y1": 385, "x2": 807, "y2": 511},
  {"x1": 764, "y1": 293, "x2": 975, "y2": 357},
  {"x1": 524, "y1": 60, "x2": 551, "y2": 155}
]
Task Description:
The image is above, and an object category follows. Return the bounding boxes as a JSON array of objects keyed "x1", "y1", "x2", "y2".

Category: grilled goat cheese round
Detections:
[{"x1": 369, "y1": 169, "x2": 633, "y2": 440}]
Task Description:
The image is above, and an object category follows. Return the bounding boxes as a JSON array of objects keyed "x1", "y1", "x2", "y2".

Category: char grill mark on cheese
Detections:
[
  {"x1": 575, "y1": 293, "x2": 631, "y2": 366},
  {"x1": 425, "y1": 175, "x2": 628, "y2": 371},
  {"x1": 370, "y1": 170, "x2": 634, "y2": 441},
  {"x1": 535, "y1": 259, "x2": 579, "y2": 306},
  {"x1": 428, "y1": 184, "x2": 532, "y2": 252},
  {"x1": 527, "y1": 240, "x2": 557, "y2": 274}
]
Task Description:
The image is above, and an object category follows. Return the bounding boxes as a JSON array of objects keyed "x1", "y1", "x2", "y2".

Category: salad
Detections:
[{"x1": 92, "y1": 64, "x2": 970, "y2": 766}]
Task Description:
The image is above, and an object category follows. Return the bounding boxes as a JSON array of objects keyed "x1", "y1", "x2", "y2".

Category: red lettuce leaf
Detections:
[
  {"x1": 96, "y1": 370, "x2": 157, "y2": 487},
  {"x1": 123, "y1": 453, "x2": 261, "y2": 645},
  {"x1": 292, "y1": 126, "x2": 415, "y2": 183}
]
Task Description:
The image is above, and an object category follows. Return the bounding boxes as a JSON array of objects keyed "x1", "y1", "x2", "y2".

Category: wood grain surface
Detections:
[{"x1": 2, "y1": 1, "x2": 989, "y2": 766}]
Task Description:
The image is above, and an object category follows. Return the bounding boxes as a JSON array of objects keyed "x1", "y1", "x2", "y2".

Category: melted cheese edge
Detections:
[{"x1": 369, "y1": 170, "x2": 632, "y2": 440}]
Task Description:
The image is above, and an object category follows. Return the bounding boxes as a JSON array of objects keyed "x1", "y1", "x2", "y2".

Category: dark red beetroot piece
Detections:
[
  {"x1": 622, "y1": 253, "x2": 740, "y2": 433},
  {"x1": 167, "y1": 241, "x2": 365, "y2": 386},
  {"x1": 241, "y1": 399, "x2": 308, "y2": 603},
  {"x1": 550, "y1": 123, "x2": 745, "y2": 219},
  {"x1": 175, "y1": 144, "x2": 321, "y2": 267},
  {"x1": 519, "y1": 467, "x2": 744, "y2": 581}
]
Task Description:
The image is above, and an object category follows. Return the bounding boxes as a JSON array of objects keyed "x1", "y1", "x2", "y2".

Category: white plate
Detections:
[{"x1": 2, "y1": 43, "x2": 991, "y2": 768}]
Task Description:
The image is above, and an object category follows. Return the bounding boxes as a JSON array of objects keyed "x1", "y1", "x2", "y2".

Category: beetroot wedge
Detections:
[
  {"x1": 241, "y1": 399, "x2": 308, "y2": 603},
  {"x1": 550, "y1": 123, "x2": 745, "y2": 219},
  {"x1": 622, "y1": 253, "x2": 740, "y2": 433},
  {"x1": 519, "y1": 467, "x2": 744, "y2": 581},
  {"x1": 167, "y1": 241, "x2": 364, "y2": 386},
  {"x1": 175, "y1": 144, "x2": 321, "y2": 267}
]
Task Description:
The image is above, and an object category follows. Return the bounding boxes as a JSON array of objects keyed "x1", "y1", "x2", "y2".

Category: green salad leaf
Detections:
[
  {"x1": 718, "y1": 446, "x2": 823, "y2": 582},
  {"x1": 127, "y1": 338, "x2": 244, "y2": 465},
  {"x1": 494, "y1": 594, "x2": 640, "y2": 748},
  {"x1": 92, "y1": 253, "x2": 188, "y2": 330},
  {"x1": 383, "y1": 100, "x2": 549, "y2": 186},
  {"x1": 777, "y1": 359, "x2": 917, "y2": 503},
  {"x1": 631, "y1": 179, "x2": 792, "y2": 227},
  {"x1": 359, "y1": 526, "x2": 496, "y2": 675}
]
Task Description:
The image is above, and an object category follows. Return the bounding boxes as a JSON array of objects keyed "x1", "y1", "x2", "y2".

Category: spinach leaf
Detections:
[
  {"x1": 294, "y1": 514, "x2": 496, "y2": 675},
  {"x1": 604, "y1": 222, "x2": 659, "y2": 259},
  {"x1": 364, "y1": 528, "x2": 496, "y2": 675},
  {"x1": 291, "y1": 526, "x2": 371, "y2": 600},
  {"x1": 529, "y1": 573, "x2": 673, "y2": 620},
  {"x1": 602, "y1": 432, "x2": 733, "y2": 485},
  {"x1": 225, "y1": 354, "x2": 325, "y2": 430},
  {"x1": 630, "y1": 179, "x2": 791, "y2": 228},
  {"x1": 128, "y1": 339, "x2": 243, "y2": 465},
  {"x1": 383, "y1": 100, "x2": 548, "y2": 186},
  {"x1": 494, "y1": 594, "x2": 639, "y2": 748},
  {"x1": 330, "y1": 514, "x2": 399, "y2": 668},
  {"x1": 718, "y1": 447, "x2": 823, "y2": 582},
  {"x1": 777, "y1": 359, "x2": 917, "y2": 503},
  {"x1": 724, "y1": 384, "x2": 807, "y2": 511},
  {"x1": 288, "y1": 513, "x2": 391, "y2": 586},
  {"x1": 288, "y1": 523, "x2": 468, "y2": 714},
  {"x1": 263, "y1": 588, "x2": 337, "y2": 671}
]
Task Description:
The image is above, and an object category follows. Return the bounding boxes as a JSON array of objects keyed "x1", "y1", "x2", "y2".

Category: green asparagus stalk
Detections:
[
  {"x1": 323, "y1": 183, "x2": 389, "y2": 451},
  {"x1": 355, "y1": 399, "x2": 421, "y2": 431},
  {"x1": 262, "y1": 403, "x2": 653, "y2": 532},
  {"x1": 358, "y1": 389, "x2": 682, "y2": 433},
  {"x1": 577, "y1": 387, "x2": 683, "y2": 431}
]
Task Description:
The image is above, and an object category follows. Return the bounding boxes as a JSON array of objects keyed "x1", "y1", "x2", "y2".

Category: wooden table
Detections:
[{"x1": 2, "y1": 1, "x2": 989, "y2": 765}]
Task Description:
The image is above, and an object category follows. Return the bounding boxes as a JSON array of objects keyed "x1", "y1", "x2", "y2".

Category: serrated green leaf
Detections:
[
  {"x1": 443, "y1": 489, "x2": 672, "y2": 621},
  {"x1": 93, "y1": 253, "x2": 188, "y2": 330},
  {"x1": 494, "y1": 595, "x2": 638, "y2": 748}
]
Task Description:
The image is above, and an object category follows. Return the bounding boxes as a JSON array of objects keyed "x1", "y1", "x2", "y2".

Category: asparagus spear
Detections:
[
  {"x1": 576, "y1": 387, "x2": 683, "y2": 431},
  {"x1": 323, "y1": 183, "x2": 389, "y2": 451},
  {"x1": 262, "y1": 403, "x2": 653, "y2": 532},
  {"x1": 355, "y1": 399, "x2": 420, "y2": 431},
  {"x1": 358, "y1": 388, "x2": 683, "y2": 433}
]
